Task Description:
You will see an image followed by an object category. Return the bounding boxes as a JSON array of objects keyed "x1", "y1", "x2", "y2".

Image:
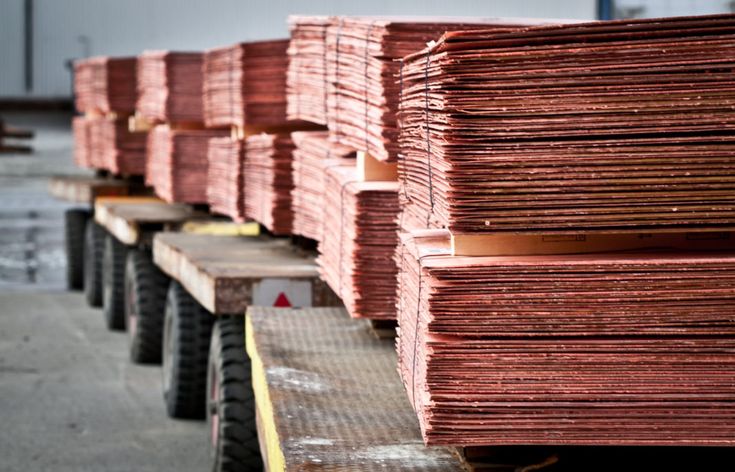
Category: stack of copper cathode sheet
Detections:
[
  {"x1": 72, "y1": 116, "x2": 92, "y2": 168},
  {"x1": 287, "y1": 15, "x2": 333, "y2": 125},
  {"x1": 73, "y1": 60, "x2": 95, "y2": 113},
  {"x1": 398, "y1": 15, "x2": 735, "y2": 234},
  {"x1": 291, "y1": 131, "x2": 355, "y2": 241},
  {"x1": 318, "y1": 165, "x2": 400, "y2": 319},
  {"x1": 85, "y1": 117, "x2": 107, "y2": 169},
  {"x1": 243, "y1": 133, "x2": 296, "y2": 235},
  {"x1": 396, "y1": 229, "x2": 735, "y2": 446},
  {"x1": 97, "y1": 119, "x2": 147, "y2": 175},
  {"x1": 207, "y1": 137, "x2": 245, "y2": 220},
  {"x1": 137, "y1": 51, "x2": 205, "y2": 123},
  {"x1": 72, "y1": 56, "x2": 141, "y2": 174},
  {"x1": 203, "y1": 39, "x2": 290, "y2": 128},
  {"x1": 325, "y1": 17, "x2": 555, "y2": 162},
  {"x1": 90, "y1": 56, "x2": 138, "y2": 115},
  {"x1": 146, "y1": 125, "x2": 228, "y2": 203}
]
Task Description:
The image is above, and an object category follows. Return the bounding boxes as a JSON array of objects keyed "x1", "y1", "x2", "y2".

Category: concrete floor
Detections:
[{"x1": 0, "y1": 112, "x2": 209, "y2": 471}]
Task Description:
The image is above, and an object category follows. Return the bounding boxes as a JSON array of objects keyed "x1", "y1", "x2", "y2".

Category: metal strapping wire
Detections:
[
  {"x1": 424, "y1": 52, "x2": 434, "y2": 229},
  {"x1": 363, "y1": 21, "x2": 376, "y2": 154}
]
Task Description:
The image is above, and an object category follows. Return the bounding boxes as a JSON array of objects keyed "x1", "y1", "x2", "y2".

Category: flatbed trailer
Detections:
[
  {"x1": 247, "y1": 306, "x2": 735, "y2": 472},
  {"x1": 48, "y1": 174, "x2": 144, "y2": 292},
  {"x1": 247, "y1": 306, "x2": 468, "y2": 471},
  {"x1": 89, "y1": 197, "x2": 209, "y2": 339},
  {"x1": 151, "y1": 231, "x2": 337, "y2": 471}
]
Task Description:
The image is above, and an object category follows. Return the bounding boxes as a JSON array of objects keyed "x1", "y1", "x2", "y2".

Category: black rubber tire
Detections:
[
  {"x1": 162, "y1": 281, "x2": 214, "y2": 419},
  {"x1": 102, "y1": 234, "x2": 127, "y2": 331},
  {"x1": 124, "y1": 248, "x2": 170, "y2": 364},
  {"x1": 83, "y1": 221, "x2": 105, "y2": 307},
  {"x1": 207, "y1": 317, "x2": 262, "y2": 471},
  {"x1": 64, "y1": 208, "x2": 89, "y2": 290}
]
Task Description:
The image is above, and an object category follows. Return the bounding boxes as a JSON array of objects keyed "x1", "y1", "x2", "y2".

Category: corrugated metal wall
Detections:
[{"x1": 0, "y1": 0, "x2": 597, "y2": 99}]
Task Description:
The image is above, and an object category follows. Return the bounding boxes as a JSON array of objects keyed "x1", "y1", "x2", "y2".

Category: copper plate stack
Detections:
[
  {"x1": 291, "y1": 131, "x2": 355, "y2": 241},
  {"x1": 318, "y1": 165, "x2": 400, "y2": 319},
  {"x1": 243, "y1": 133, "x2": 296, "y2": 235},
  {"x1": 203, "y1": 39, "x2": 290, "y2": 128},
  {"x1": 97, "y1": 119, "x2": 147, "y2": 175},
  {"x1": 91, "y1": 56, "x2": 137, "y2": 115},
  {"x1": 73, "y1": 60, "x2": 94, "y2": 113},
  {"x1": 74, "y1": 56, "x2": 137, "y2": 114},
  {"x1": 72, "y1": 116, "x2": 91, "y2": 168},
  {"x1": 146, "y1": 125, "x2": 228, "y2": 203},
  {"x1": 207, "y1": 137, "x2": 245, "y2": 220},
  {"x1": 137, "y1": 50, "x2": 205, "y2": 123},
  {"x1": 396, "y1": 229, "x2": 735, "y2": 446},
  {"x1": 287, "y1": 15, "x2": 333, "y2": 125},
  {"x1": 325, "y1": 17, "x2": 555, "y2": 162},
  {"x1": 399, "y1": 14, "x2": 735, "y2": 233},
  {"x1": 86, "y1": 117, "x2": 107, "y2": 169}
]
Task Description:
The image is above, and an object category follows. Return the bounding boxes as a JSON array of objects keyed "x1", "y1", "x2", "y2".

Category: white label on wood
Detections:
[{"x1": 253, "y1": 279, "x2": 313, "y2": 308}]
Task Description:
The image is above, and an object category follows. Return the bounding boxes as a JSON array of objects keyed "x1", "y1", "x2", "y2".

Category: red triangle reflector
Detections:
[{"x1": 273, "y1": 292, "x2": 291, "y2": 307}]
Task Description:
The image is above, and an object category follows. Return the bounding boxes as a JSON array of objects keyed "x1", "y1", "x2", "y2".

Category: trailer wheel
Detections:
[
  {"x1": 83, "y1": 221, "x2": 105, "y2": 307},
  {"x1": 64, "y1": 208, "x2": 89, "y2": 290},
  {"x1": 162, "y1": 281, "x2": 214, "y2": 419},
  {"x1": 125, "y1": 248, "x2": 169, "y2": 364},
  {"x1": 102, "y1": 234, "x2": 127, "y2": 330},
  {"x1": 207, "y1": 316, "x2": 262, "y2": 472}
]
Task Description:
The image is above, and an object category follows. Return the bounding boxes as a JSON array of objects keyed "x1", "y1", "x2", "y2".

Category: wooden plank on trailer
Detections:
[
  {"x1": 94, "y1": 197, "x2": 201, "y2": 245},
  {"x1": 152, "y1": 232, "x2": 332, "y2": 314},
  {"x1": 245, "y1": 306, "x2": 466, "y2": 471},
  {"x1": 48, "y1": 175, "x2": 130, "y2": 204},
  {"x1": 356, "y1": 151, "x2": 398, "y2": 182}
]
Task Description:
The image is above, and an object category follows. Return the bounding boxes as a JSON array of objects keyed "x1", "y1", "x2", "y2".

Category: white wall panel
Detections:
[
  {"x1": 0, "y1": 0, "x2": 25, "y2": 96},
  {"x1": 2, "y1": 0, "x2": 597, "y2": 98}
]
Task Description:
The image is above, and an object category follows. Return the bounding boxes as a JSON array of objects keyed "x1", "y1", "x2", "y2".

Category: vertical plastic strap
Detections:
[
  {"x1": 424, "y1": 52, "x2": 435, "y2": 228},
  {"x1": 334, "y1": 18, "x2": 344, "y2": 139},
  {"x1": 321, "y1": 24, "x2": 329, "y2": 121},
  {"x1": 363, "y1": 21, "x2": 376, "y2": 154}
]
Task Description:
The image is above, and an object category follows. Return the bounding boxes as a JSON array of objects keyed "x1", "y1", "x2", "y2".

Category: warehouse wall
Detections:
[
  {"x1": 0, "y1": 0, "x2": 596, "y2": 99},
  {"x1": 616, "y1": 0, "x2": 735, "y2": 18}
]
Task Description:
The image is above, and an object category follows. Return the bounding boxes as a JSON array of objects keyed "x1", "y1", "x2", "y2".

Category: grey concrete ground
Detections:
[{"x1": 0, "y1": 112, "x2": 209, "y2": 471}]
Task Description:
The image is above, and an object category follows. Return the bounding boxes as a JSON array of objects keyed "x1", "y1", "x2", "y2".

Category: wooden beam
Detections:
[
  {"x1": 152, "y1": 232, "x2": 332, "y2": 314},
  {"x1": 231, "y1": 122, "x2": 325, "y2": 141},
  {"x1": 451, "y1": 231, "x2": 735, "y2": 257},
  {"x1": 94, "y1": 197, "x2": 195, "y2": 245},
  {"x1": 47, "y1": 175, "x2": 129, "y2": 204},
  {"x1": 128, "y1": 113, "x2": 156, "y2": 133},
  {"x1": 356, "y1": 151, "x2": 398, "y2": 182}
]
